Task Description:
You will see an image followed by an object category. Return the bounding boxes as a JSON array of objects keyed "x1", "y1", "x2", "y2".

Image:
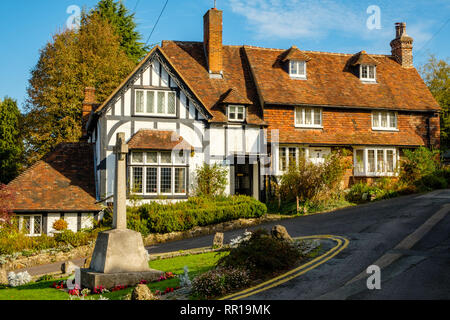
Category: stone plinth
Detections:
[
  {"x1": 89, "y1": 229, "x2": 150, "y2": 274},
  {"x1": 81, "y1": 269, "x2": 163, "y2": 290},
  {"x1": 80, "y1": 229, "x2": 163, "y2": 289}
]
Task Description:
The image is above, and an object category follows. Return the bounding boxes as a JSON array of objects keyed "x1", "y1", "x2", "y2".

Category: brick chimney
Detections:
[
  {"x1": 390, "y1": 22, "x2": 414, "y2": 68},
  {"x1": 203, "y1": 8, "x2": 223, "y2": 78},
  {"x1": 82, "y1": 87, "x2": 96, "y2": 137}
]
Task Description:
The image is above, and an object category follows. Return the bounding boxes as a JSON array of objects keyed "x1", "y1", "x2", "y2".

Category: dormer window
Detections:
[
  {"x1": 228, "y1": 105, "x2": 245, "y2": 122},
  {"x1": 289, "y1": 60, "x2": 307, "y2": 79},
  {"x1": 360, "y1": 65, "x2": 376, "y2": 82}
]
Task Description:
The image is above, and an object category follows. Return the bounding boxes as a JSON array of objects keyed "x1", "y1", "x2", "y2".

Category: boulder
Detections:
[
  {"x1": 213, "y1": 233, "x2": 224, "y2": 248},
  {"x1": 271, "y1": 225, "x2": 293, "y2": 242},
  {"x1": 0, "y1": 267, "x2": 7, "y2": 285},
  {"x1": 131, "y1": 284, "x2": 157, "y2": 300},
  {"x1": 61, "y1": 261, "x2": 77, "y2": 275}
]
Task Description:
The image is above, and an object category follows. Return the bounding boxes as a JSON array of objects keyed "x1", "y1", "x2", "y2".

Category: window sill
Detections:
[
  {"x1": 295, "y1": 125, "x2": 323, "y2": 129},
  {"x1": 354, "y1": 173, "x2": 397, "y2": 177},
  {"x1": 372, "y1": 128, "x2": 399, "y2": 132},
  {"x1": 290, "y1": 75, "x2": 307, "y2": 80},
  {"x1": 360, "y1": 79, "x2": 377, "y2": 84},
  {"x1": 134, "y1": 113, "x2": 177, "y2": 118}
]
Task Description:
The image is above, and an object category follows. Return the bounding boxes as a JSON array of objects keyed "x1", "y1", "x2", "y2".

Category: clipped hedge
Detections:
[{"x1": 126, "y1": 195, "x2": 267, "y2": 235}]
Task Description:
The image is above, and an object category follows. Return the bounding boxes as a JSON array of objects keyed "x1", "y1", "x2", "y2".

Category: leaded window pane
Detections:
[
  {"x1": 157, "y1": 92, "x2": 165, "y2": 114},
  {"x1": 132, "y1": 152, "x2": 143, "y2": 164},
  {"x1": 175, "y1": 168, "x2": 186, "y2": 194},
  {"x1": 369, "y1": 66, "x2": 375, "y2": 79},
  {"x1": 34, "y1": 216, "x2": 42, "y2": 235},
  {"x1": 298, "y1": 61, "x2": 306, "y2": 75},
  {"x1": 146, "y1": 168, "x2": 157, "y2": 194},
  {"x1": 132, "y1": 167, "x2": 143, "y2": 193},
  {"x1": 146, "y1": 91, "x2": 155, "y2": 113},
  {"x1": 289, "y1": 148, "x2": 297, "y2": 167},
  {"x1": 168, "y1": 92, "x2": 176, "y2": 115},
  {"x1": 160, "y1": 152, "x2": 172, "y2": 164},
  {"x1": 160, "y1": 168, "x2": 172, "y2": 193},
  {"x1": 23, "y1": 216, "x2": 31, "y2": 234},
  {"x1": 362, "y1": 65, "x2": 368, "y2": 78},
  {"x1": 136, "y1": 91, "x2": 144, "y2": 113},
  {"x1": 146, "y1": 152, "x2": 158, "y2": 164}
]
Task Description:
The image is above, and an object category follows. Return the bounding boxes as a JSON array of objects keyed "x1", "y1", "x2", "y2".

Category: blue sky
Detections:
[{"x1": 0, "y1": 0, "x2": 449, "y2": 110}]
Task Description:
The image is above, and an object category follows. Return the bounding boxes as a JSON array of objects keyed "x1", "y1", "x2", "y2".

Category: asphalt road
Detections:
[{"x1": 17, "y1": 190, "x2": 450, "y2": 299}]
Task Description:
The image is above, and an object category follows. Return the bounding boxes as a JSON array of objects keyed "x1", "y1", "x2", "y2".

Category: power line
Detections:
[
  {"x1": 132, "y1": 0, "x2": 140, "y2": 13},
  {"x1": 415, "y1": 17, "x2": 450, "y2": 58},
  {"x1": 145, "y1": 0, "x2": 169, "y2": 46}
]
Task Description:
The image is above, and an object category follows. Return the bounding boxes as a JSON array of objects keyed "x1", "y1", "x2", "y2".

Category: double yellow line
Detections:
[{"x1": 220, "y1": 235, "x2": 350, "y2": 300}]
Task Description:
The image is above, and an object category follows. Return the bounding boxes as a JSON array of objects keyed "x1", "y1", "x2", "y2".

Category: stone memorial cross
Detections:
[{"x1": 113, "y1": 132, "x2": 128, "y2": 230}]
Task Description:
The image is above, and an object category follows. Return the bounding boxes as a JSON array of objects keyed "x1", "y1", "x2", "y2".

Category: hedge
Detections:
[{"x1": 125, "y1": 195, "x2": 268, "y2": 235}]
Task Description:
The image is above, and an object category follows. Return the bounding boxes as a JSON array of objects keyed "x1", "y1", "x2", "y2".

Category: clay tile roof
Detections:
[
  {"x1": 161, "y1": 41, "x2": 265, "y2": 125},
  {"x1": 280, "y1": 46, "x2": 312, "y2": 62},
  {"x1": 128, "y1": 130, "x2": 193, "y2": 151},
  {"x1": 222, "y1": 87, "x2": 253, "y2": 105},
  {"x1": 350, "y1": 51, "x2": 380, "y2": 66},
  {"x1": 244, "y1": 46, "x2": 440, "y2": 111},
  {"x1": 7, "y1": 143, "x2": 101, "y2": 213}
]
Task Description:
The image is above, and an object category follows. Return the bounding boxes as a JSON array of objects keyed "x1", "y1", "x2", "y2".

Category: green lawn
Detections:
[{"x1": 0, "y1": 251, "x2": 228, "y2": 301}]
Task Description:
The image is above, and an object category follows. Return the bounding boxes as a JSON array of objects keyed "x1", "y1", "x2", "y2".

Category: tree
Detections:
[
  {"x1": 194, "y1": 164, "x2": 229, "y2": 197},
  {"x1": 92, "y1": 0, "x2": 148, "y2": 63},
  {"x1": 24, "y1": 13, "x2": 136, "y2": 164},
  {"x1": 0, "y1": 98, "x2": 24, "y2": 183},
  {"x1": 420, "y1": 55, "x2": 450, "y2": 150}
]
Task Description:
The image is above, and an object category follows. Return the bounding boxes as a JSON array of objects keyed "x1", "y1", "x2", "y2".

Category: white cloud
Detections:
[{"x1": 229, "y1": 0, "x2": 367, "y2": 40}]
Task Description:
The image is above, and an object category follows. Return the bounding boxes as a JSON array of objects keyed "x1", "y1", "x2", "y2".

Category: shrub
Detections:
[
  {"x1": 53, "y1": 219, "x2": 68, "y2": 231},
  {"x1": 417, "y1": 173, "x2": 448, "y2": 191},
  {"x1": 194, "y1": 163, "x2": 228, "y2": 197},
  {"x1": 53, "y1": 230, "x2": 95, "y2": 247},
  {"x1": 400, "y1": 147, "x2": 440, "y2": 185},
  {"x1": 191, "y1": 267, "x2": 250, "y2": 299},
  {"x1": 279, "y1": 150, "x2": 352, "y2": 213},
  {"x1": 217, "y1": 229, "x2": 303, "y2": 279},
  {"x1": 128, "y1": 195, "x2": 267, "y2": 234}
]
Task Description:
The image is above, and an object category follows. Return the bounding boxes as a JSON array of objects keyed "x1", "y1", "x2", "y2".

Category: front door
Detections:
[{"x1": 235, "y1": 163, "x2": 253, "y2": 196}]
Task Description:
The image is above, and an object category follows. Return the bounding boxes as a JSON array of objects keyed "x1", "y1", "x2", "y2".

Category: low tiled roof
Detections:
[
  {"x1": 222, "y1": 88, "x2": 252, "y2": 105},
  {"x1": 244, "y1": 46, "x2": 440, "y2": 111},
  {"x1": 349, "y1": 51, "x2": 380, "y2": 66},
  {"x1": 8, "y1": 143, "x2": 101, "y2": 213},
  {"x1": 271, "y1": 128, "x2": 425, "y2": 147},
  {"x1": 128, "y1": 130, "x2": 193, "y2": 151}
]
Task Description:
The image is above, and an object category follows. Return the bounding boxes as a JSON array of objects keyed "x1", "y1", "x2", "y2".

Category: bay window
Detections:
[
  {"x1": 354, "y1": 147, "x2": 397, "y2": 176},
  {"x1": 135, "y1": 89, "x2": 176, "y2": 117},
  {"x1": 129, "y1": 151, "x2": 188, "y2": 196}
]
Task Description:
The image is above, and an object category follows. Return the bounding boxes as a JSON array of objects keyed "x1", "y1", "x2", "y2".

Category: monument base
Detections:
[{"x1": 81, "y1": 269, "x2": 163, "y2": 290}]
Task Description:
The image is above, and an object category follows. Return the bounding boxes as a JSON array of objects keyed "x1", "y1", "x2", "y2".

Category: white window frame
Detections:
[
  {"x1": 277, "y1": 146, "x2": 331, "y2": 174},
  {"x1": 129, "y1": 151, "x2": 188, "y2": 196},
  {"x1": 135, "y1": 89, "x2": 177, "y2": 117},
  {"x1": 353, "y1": 147, "x2": 398, "y2": 177},
  {"x1": 289, "y1": 60, "x2": 307, "y2": 79},
  {"x1": 295, "y1": 107, "x2": 323, "y2": 128},
  {"x1": 18, "y1": 215, "x2": 43, "y2": 237},
  {"x1": 228, "y1": 105, "x2": 246, "y2": 122},
  {"x1": 360, "y1": 64, "x2": 377, "y2": 82},
  {"x1": 372, "y1": 111, "x2": 398, "y2": 131}
]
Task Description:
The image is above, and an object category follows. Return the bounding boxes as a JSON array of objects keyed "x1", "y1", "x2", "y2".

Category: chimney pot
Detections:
[{"x1": 390, "y1": 22, "x2": 414, "y2": 68}]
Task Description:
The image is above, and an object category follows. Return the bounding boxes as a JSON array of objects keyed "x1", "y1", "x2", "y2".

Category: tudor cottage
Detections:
[{"x1": 8, "y1": 8, "x2": 441, "y2": 235}]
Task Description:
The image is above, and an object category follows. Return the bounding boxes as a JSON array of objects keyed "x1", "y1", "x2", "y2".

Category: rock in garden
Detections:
[
  {"x1": 0, "y1": 268, "x2": 7, "y2": 285},
  {"x1": 61, "y1": 261, "x2": 77, "y2": 275},
  {"x1": 271, "y1": 225, "x2": 293, "y2": 242},
  {"x1": 131, "y1": 284, "x2": 157, "y2": 300},
  {"x1": 213, "y1": 232, "x2": 224, "y2": 248}
]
